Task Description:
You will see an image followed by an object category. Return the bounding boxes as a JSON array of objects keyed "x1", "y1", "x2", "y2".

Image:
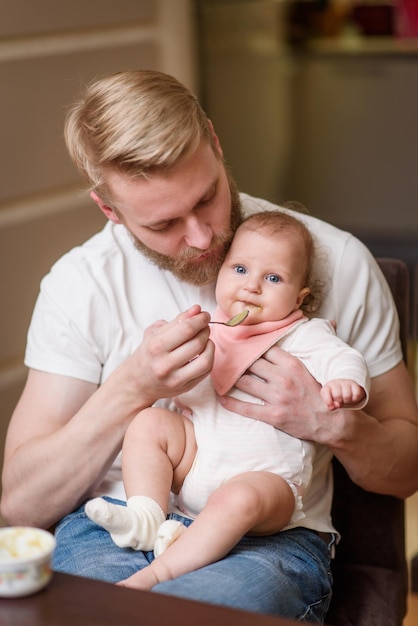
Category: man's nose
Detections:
[{"x1": 184, "y1": 216, "x2": 213, "y2": 250}]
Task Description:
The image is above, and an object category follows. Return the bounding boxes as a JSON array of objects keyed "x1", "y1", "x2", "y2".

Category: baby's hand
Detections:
[{"x1": 321, "y1": 379, "x2": 366, "y2": 411}]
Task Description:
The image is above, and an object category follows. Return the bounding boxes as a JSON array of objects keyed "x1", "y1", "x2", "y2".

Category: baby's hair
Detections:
[{"x1": 239, "y1": 211, "x2": 322, "y2": 314}]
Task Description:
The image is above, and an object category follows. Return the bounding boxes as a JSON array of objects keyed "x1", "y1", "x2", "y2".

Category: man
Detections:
[{"x1": 2, "y1": 70, "x2": 417, "y2": 622}]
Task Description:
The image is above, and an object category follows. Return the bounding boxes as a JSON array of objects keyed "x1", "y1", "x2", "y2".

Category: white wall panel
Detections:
[
  {"x1": 0, "y1": 1, "x2": 156, "y2": 36},
  {"x1": 0, "y1": 1, "x2": 197, "y2": 502},
  {"x1": 0, "y1": 42, "x2": 159, "y2": 202}
]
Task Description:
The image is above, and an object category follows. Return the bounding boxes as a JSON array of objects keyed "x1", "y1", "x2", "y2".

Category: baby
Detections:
[{"x1": 86, "y1": 210, "x2": 369, "y2": 590}]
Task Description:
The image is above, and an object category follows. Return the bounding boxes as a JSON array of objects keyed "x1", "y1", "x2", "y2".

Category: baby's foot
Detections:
[
  {"x1": 85, "y1": 496, "x2": 165, "y2": 550},
  {"x1": 154, "y1": 519, "x2": 187, "y2": 557}
]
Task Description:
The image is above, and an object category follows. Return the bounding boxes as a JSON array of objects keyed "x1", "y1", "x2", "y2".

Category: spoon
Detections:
[{"x1": 209, "y1": 309, "x2": 249, "y2": 327}]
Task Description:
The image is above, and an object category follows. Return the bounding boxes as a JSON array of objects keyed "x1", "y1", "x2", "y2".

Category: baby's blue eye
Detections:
[
  {"x1": 266, "y1": 274, "x2": 281, "y2": 283},
  {"x1": 234, "y1": 265, "x2": 247, "y2": 275}
]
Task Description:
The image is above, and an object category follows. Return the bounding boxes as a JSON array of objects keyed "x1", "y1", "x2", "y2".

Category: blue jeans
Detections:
[{"x1": 53, "y1": 498, "x2": 334, "y2": 623}]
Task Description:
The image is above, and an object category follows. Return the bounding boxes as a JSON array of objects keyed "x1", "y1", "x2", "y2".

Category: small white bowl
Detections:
[{"x1": 0, "y1": 526, "x2": 56, "y2": 597}]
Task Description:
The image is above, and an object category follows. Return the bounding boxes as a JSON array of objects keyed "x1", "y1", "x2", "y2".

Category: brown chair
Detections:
[{"x1": 326, "y1": 258, "x2": 410, "y2": 626}]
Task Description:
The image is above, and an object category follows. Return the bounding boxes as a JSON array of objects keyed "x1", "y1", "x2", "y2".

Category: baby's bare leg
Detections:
[
  {"x1": 119, "y1": 471, "x2": 295, "y2": 589},
  {"x1": 122, "y1": 406, "x2": 197, "y2": 502},
  {"x1": 86, "y1": 407, "x2": 196, "y2": 550}
]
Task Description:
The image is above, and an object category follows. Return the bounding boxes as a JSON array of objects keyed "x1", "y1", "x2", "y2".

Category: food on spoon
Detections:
[{"x1": 224, "y1": 309, "x2": 250, "y2": 326}]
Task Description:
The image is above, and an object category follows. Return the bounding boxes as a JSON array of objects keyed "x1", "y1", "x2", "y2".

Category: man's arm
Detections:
[
  {"x1": 219, "y1": 352, "x2": 418, "y2": 499},
  {"x1": 328, "y1": 361, "x2": 418, "y2": 497},
  {"x1": 2, "y1": 370, "x2": 121, "y2": 529},
  {"x1": 1, "y1": 307, "x2": 214, "y2": 529}
]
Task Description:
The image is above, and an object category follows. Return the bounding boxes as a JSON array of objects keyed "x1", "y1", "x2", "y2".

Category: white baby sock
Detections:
[
  {"x1": 154, "y1": 519, "x2": 187, "y2": 558},
  {"x1": 85, "y1": 495, "x2": 165, "y2": 551}
]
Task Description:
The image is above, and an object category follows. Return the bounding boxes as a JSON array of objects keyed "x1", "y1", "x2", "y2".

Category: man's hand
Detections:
[
  {"x1": 218, "y1": 345, "x2": 327, "y2": 441},
  {"x1": 122, "y1": 305, "x2": 214, "y2": 407}
]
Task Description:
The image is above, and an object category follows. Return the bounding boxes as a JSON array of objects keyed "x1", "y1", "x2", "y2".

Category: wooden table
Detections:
[{"x1": 0, "y1": 571, "x2": 313, "y2": 626}]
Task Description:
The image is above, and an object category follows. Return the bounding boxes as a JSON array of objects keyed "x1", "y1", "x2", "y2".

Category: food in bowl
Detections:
[{"x1": 0, "y1": 527, "x2": 56, "y2": 597}]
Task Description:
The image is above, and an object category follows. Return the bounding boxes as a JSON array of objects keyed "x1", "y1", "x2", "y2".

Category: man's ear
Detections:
[
  {"x1": 207, "y1": 119, "x2": 224, "y2": 159},
  {"x1": 90, "y1": 191, "x2": 121, "y2": 224}
]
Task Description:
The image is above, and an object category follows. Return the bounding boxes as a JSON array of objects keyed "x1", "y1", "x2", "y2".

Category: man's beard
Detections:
[{"x1": 129, "y1": 171, "x2": 244, "y2": 286}]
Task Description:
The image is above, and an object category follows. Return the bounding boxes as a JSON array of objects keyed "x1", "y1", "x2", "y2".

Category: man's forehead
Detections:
[{"x1": 105, "y1": 166, "x2": 219, "y2": 220}]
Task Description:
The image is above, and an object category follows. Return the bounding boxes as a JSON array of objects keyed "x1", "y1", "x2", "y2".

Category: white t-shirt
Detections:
[{"x1": 25, "y1": 193, "x2": 402, "y2": 532}]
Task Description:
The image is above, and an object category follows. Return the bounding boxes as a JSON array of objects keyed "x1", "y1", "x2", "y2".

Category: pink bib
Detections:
[{"x1": 210, "y1": 307, "x2": 305, "y2": 395}]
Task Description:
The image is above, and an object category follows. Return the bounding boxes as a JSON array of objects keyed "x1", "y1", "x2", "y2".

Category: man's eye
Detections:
[
  {"x1": 199, "y1": 193, "x2": 215, "y2": 206},
  {"x1": 148, "y1": 221, "x2": 175, "y2": 232},
  {"x1": 199, "y1": 185, "x2": 217, "y2": 206},
  {"x1": 266, "y1": 274, "x2": 281, "y2": 283},
  {"x1": 233, "y1": 265, "x2": 247, "y2": 275}
]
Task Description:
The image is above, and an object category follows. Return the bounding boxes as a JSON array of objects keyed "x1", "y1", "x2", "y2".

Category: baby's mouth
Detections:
[{"x1": 243, "y1": 303, "x2": 262, "y2": 314}]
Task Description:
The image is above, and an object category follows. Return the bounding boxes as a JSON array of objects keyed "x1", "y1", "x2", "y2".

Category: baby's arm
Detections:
[{"x1": 321, "y1": 379, "x2": 367, "y2": 411}]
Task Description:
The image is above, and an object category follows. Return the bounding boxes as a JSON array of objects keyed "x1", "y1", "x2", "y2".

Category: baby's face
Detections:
[{"x1": 215, "y1": 227, "x2": 309, "y2": 324}]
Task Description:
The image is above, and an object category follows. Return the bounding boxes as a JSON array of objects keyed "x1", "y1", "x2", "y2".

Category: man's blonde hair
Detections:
[{"x1": 64, "y1": 70, "x2": 214, "y2": 199}]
